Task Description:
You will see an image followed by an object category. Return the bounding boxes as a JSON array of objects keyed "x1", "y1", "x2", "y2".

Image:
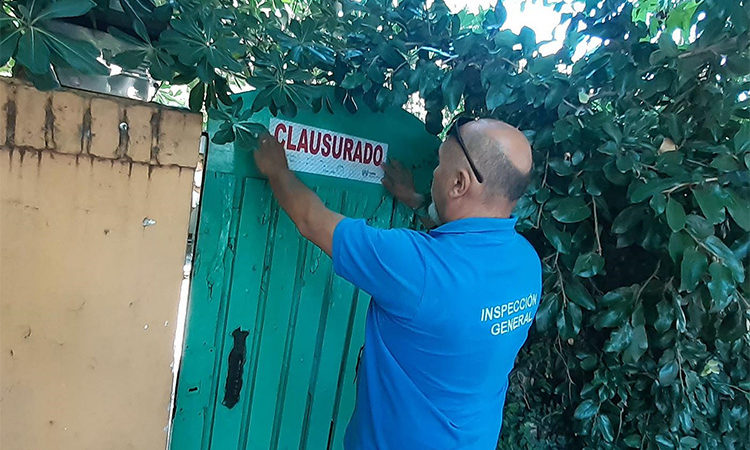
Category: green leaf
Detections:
[
  {"x1": 702, "y1": 236, "x2": 745, "y2": 283},
  {"x1": 553, "y1": 118, "x2": 576, "y2": 143},
  {"x1": 654, "y1": 434, "x2": 675, "y2": 449},
  {"x1": 535, "y1": 293, "x2": 560, "y2": 332},
  {"x1": 692, "y1": 184, "x2": 726, "y2": 224},
  {"x1": 235, "y1": 122, "x2": 268, "y2": 136},
  {"x1": 24, "y1": 67, "x2": 60, "y2": 90},
  {"x1": 573, "y1": 252, "x2": 605, "y2": 278},
  {"x1": 16, "y1": 29, "x2": 51, "y2": 75},
  {"x1": 707, "y1": 263, "x2": 734, "y2": 312},
  {"x1": 441, "y1": 72, "x2": 464, "y2": 111},
  {"x1": 658, "y1": 359, "x2": 679, "y2": 386},
  {"x1": 725, "y1": 188, "x2": 750, "y2": 230},
  {"x1": 657, "y1": 32, "x2": 679, "y2": 58},
  {"x1": 630, "y1": 179, "x2": 675, "y2": 203},
  {"x1": 35, "y1": 0, "x2": 96, "y2": 21},
  {"x1": 486, "y1": 82, "x2": 507, "y2": 110},
  {"x1": 601, "y1": 121, "x2": 622, "y2": 146},
  {"x1": 734, "y1": 122, "x2": 750, "y2": 153},
  {"x1": 612, "y1": 206, "x2": 643, "y2": 234},
  {"x1": 718, "y1": 309, "x2": 747, "y2": 342},
  {"x1": 189, "y1": 83, "x2": 205, "y2": 113},
  {"x1": 544, "y1": 81, "x2": 566, "y2": 110},
  {"x1": 566, "y1": 302, "x2": 582, "y2": 337},
  {"x1": 665, "y1": 197, "x2": 686, "y2": 231},
  {"x1": 341, "y1": 72, "x2": 367, "y2": 89},
  {"x1": 623, "y1": 325, "x2": 648, "y2": 363},
  {"x1": 601, "y1": 287, "x2": 632, "y2": 307},
  {"x1": 597, "y1": 414, "x2": 615, "y2": 442},
  {"x1": 234, "y1": 127, "x2": 258, "y2": 152},
  {"x1": 518, "y1": 26, "x2": 537, "y2": 56},
  {"x1": 680, "y1": 246, "x2": 707, "y2": 292},
  {"x1": 654, "y1": 300, "x2": 674, "y2": 333},
  {"x1": 45, "y1": 33, "x2": 108, "y2": 75},
  {"x1": 624, "y1": 434, "x2": 642, "y2": 448},
  {"x1": 665, "y1": 0, "x2": 699, "y2": 32},
  {"x1": 679, "y1": 437, "x2": 699, "y2": 449},
  {"x1": 0, "y1": 30, "x2": 20, "y2": 67},
  {"x1": 552, "y1": 197, "x2": 591, "y2": 223},
  {"x1": 710, "y1": 154, "x2": 740, "y2": 172},
  {"x1": 573, "y1": 399, "x2": 598, "y2": 420},
  {"x1": 211, "y1": 124, "x2": 234, "y2": 145},
  {"x1": 541, "y1": 220, "x2": 571, "y2": 254},
  {"x1": 566, "y1": 277, "x2": 596, "y2": 310},
  {"x1": 685, "y1": 215, "x2": 713, "y2": 239},
  {"x1": 604, "y1": 323, "x2": 632, "y2": 352}
]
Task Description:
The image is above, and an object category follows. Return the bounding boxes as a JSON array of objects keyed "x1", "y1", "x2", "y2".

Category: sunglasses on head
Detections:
[{"x1": 447, "y1": 116, "x2": 484, "y2": 183}]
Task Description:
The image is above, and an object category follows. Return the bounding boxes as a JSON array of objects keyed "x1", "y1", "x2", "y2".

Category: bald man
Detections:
[{"x1": 254, "y1": 118, "x2": 541, "y2": 449}]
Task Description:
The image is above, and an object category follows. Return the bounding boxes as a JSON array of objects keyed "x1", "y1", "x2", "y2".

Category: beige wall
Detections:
[{"x1": 0, "y1": 78, "x2": 201, "y2": 450}]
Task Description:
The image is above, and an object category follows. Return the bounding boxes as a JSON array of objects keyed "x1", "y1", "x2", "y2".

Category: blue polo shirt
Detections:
[{"x1": 332, "y1": 217, "x2": 542, "y2": 450}]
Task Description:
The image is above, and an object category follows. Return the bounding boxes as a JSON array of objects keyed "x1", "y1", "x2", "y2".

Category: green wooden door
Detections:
[{"x1": 170, "y1": 91, "x2": 437, "y2": 450}]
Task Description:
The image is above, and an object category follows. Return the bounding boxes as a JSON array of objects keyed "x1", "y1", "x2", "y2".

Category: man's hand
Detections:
[
  {"x1": 255, "y1": 133, "x2": 289, "y2": 178},
  {"x1": 382, "y1": 160, "x2": 425, "y2": 210}
]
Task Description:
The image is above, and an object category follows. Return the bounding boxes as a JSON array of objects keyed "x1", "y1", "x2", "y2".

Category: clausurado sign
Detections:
[{"x1": 270, "y1": 118, "x2": 389, "y2": 184}]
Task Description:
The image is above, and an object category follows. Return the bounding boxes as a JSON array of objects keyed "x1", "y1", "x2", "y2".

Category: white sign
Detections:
[{"x1": 270, "y1": 118, "x2": 388, "y2": 184}]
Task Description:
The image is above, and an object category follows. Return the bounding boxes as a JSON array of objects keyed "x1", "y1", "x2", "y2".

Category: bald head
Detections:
[{"x1": 456, "y1": 119, "x2": 533, "y2": 201}]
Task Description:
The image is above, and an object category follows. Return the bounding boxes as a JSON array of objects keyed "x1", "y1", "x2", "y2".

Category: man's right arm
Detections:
[{"x1": 382, "y1": 161, "x2": 437, "y2": 229}]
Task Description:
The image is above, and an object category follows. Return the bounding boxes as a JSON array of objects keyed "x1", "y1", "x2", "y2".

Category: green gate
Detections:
[{"x1": 170, "y1": 91, "x2": 437, "y2": 450}]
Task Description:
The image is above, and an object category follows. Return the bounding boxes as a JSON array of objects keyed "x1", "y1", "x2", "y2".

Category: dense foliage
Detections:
[{"x1": 3, "y1": 0, "x2": 749, "y2": 447}]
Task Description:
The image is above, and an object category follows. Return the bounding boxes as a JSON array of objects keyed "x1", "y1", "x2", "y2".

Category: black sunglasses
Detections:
[{"x1": 447, "y1": 117, "x2": 484, "y2": 183}]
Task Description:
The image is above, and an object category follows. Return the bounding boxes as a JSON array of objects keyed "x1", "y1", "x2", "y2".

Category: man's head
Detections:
[{"x1": 429, "y1": 118, "x2": 533, "y2": 225}]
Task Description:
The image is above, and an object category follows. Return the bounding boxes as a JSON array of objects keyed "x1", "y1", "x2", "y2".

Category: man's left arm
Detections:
[{"x1": 255, "y1": 133, "x2": 343, "y2": 256}]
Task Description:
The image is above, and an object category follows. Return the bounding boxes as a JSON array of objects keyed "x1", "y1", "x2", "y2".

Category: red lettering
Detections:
[
  {"x1": 309, "y1": 130, "x2": 321, "y2": 155},
  {"x1": 274, "y1": 123, "x2": 287, "y2": 146},
  {"x1": 343, "y1": 138, "x2": 354, "y2": 161},
  {"x1": 322, "y1": 133, "x2": 332, "y2": 156},
  {"x1": 363, "y1": 142, "x2": 373, "y2": 164},
  {"x1": 286, "y1": 125, "x2": 297, "y2": 151},
  {"x1": 332, "y1": 136, "x2": 343, "y2": 159},
  {"x1": 373, "y1": 145, "x2": 384, "y2": 166},
  {"x1": 298, "y1": 128, "x2": 309, "y2": 153},
  {"x1": 353, "y1": 141, "x2": 363, "y2": 163}
]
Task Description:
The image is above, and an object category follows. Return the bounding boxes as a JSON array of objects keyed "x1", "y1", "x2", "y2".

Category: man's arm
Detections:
[
  {"x1": 382, "y1": 160, "x2": 437, "y2": 229},
  {"x1": 255, "y1": 133, "x2": 343, "y2": 255}
]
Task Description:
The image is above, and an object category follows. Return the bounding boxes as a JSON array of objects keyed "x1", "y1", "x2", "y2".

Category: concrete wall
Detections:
[{"x1": 0, "y1": 78, "x2": 201, "y2": 450}]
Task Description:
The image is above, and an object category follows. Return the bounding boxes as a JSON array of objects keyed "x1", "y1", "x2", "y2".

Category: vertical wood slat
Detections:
[
  {"x1": 274, "y1": 187, "x2": 340, "y2": 450},
  {"x1": 170, "y1": 172, "x2": 239, "y2": 450},
  {"x1": 243, "y1": 206, "x2": 307, "y2": 449},
  {"x1": 208, "y1": 179, "x2": 273, "y2": 449}
]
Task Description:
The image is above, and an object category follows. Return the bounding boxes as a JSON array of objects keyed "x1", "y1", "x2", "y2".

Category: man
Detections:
[{"x1": 254, "y1": 118, "x2": 541, "y2": 449}]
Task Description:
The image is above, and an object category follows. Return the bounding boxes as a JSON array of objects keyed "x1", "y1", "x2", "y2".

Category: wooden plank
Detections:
[
  {"x1": 243, "y1": 207, "x2": 306, "y2": 449},
  {"x1": 272, "y1": 187, "x2": 340, "y2": 450},
  {"x1": 208, "y1": 179, "x2": 273, "y2": 450},
  {"x1": 298, "y1": 193, "x2": 361, "y2": 450},
  {"x1": 171, "y1": 171, "x2": 240, "y2": 450}
]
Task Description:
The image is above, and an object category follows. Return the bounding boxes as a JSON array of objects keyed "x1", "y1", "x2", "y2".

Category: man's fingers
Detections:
[
  {"x1": 258, "y1": 132, "x2": 283, "y2": 152},
  {"x1": 382, "y1": 162, "x2": 396, "y2": 180}
]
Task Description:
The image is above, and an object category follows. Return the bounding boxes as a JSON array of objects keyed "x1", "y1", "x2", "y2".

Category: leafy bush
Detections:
[{"x1": 3, "y1": 0, "x2": 748, "y2": 447}]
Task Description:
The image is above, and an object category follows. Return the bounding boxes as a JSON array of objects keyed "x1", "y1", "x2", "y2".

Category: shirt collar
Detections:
[{"x1": 429, "y1": 216, "x2": 519, "y2": 235}]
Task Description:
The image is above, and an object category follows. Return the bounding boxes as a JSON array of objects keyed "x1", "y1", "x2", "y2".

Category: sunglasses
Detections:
[{"x1": 447, "y1": 117, "x2": 484, "y2": 183}]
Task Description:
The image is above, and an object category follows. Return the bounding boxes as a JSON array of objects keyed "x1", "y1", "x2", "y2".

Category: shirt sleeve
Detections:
[{"x1": 332, "y1": 218, "x2": 427, "y2": 320}]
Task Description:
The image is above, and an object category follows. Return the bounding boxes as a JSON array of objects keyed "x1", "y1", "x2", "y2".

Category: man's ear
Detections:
[{"x1": 449, "y1": 169, "x2": 472, "y2": 198}]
